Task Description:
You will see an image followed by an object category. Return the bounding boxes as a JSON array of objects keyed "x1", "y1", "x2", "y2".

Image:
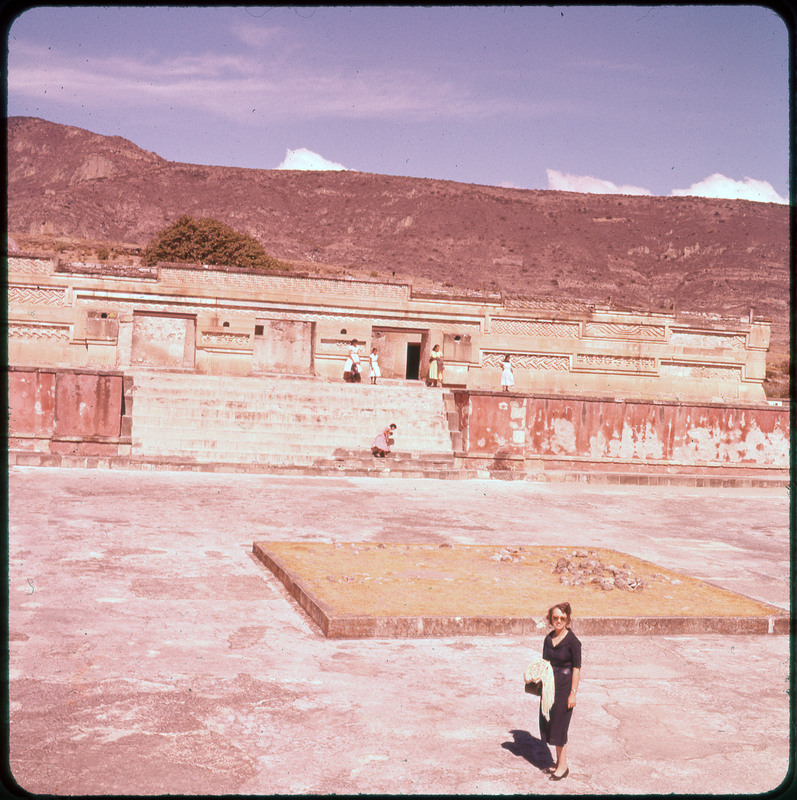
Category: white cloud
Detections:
[
  {"x1": 671, "y1": 174, "x2": 788, "y2": 204},
  {"x1": 276, "y1": 148, "x2": 350, "y2": 171},
  {"x1": 546, "y1": 169, "x2": 652, "y2": 196},
  {"x1": 544, "y1": 169, "x2": 788, "y2": 204}
]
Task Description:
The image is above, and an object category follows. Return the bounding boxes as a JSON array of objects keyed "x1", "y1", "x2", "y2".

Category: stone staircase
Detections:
[
  {"x1": 11, "y1": 368, "x2": 786, "y2": 486},
  {"x1": 129, "y1": 371, "x2": 470, "y2": 477}
]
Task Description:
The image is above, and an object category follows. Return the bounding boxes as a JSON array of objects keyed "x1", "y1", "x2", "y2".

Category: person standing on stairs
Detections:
[
  {"x1": 344, "y1": 339, "x2": 361, "y2": 383},
  {"x1": 501, "y1": 354, "x2": 514, "y2": 391},
  {"x1": 428, "y1": 344, "x2": 443, "y2": 387},
  {"x1": 369, "y1": 347, "x2": 381, "y2": 384}
]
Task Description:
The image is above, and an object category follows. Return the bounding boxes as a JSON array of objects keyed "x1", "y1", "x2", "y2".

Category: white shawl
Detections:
[{"x1": 524, "y1": 657, "x2": 555, "y2": 720}]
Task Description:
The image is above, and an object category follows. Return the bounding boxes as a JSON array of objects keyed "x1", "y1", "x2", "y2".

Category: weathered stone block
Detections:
[
  {"x1": 8, "y1": 369, "x2": 56, "y2": 436},
  {"x1": 53, "y1": 372, "x2": 124, "y2": 438}
]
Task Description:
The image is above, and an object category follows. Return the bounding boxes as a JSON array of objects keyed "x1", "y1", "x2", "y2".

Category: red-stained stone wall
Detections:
[
  {"x1": 9, "y1": 368, "x2": 124, "y2": 443},
  {"x1": 455, "y1": 391, "x2": 789, "y2": 468},
  {"x1": 53, "y1": 372, "x2": 123, "y2": 437},
  {"x1": 7, "y1": 369, "x2": 56, "y2": 437}
]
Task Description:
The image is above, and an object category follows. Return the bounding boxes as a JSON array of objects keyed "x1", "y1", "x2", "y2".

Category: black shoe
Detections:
[{"x1": 550, "y1": 768, "x2": 569, "y2": 781}]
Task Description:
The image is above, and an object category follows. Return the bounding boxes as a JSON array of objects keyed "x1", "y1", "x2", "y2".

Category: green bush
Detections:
[{"x1": 142, "y1": 215, "x2": 288, "y2": 271}]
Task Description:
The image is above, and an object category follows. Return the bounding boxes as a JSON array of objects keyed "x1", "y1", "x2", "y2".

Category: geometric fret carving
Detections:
[
  {"x1": 691, "y1": 365, "x2": 742, "y2": 379},
  {"x1": 256, "y1": 309, "x2": 480, "y2": 334},
  {"x1": 160, "y1": 267, "x2": 410, "y2": 303},
  {"x1": 491, "y1": 318, "x2": 580, "y2": 338},
  {"x1": 7, "y1": 258, "x2": 55, "y2": 275},
  {"x1": 482, "y1": 351, "x2": 570, "y2": 371},
  {"x1": 8, "y1": 322, "x2": 71, "y2": 341},
  {"x1": 8, "y1": 286, "x2": 68, "y2": 305},
  {"x1": 574, "y1": 353, "x2": 657, "y2": 372},
  {"x1": 584, "y1": 321, "x2": 666, "y2": 340},
  {"x1": 320, "y1": 339, "x2": 364, "y2": 351},
  {"x1": 75, "y1": 299, "x2": 480, "y2": 335},
  {"x1": 670, "y1": 332, "x2": 746, "y2": 350},
  {"x1": 200, "y1": 331, "x2": 251, "y2": 347},
  {"x1": 523, "y1": 354, "x2": 571, "y2": 371},
  {"x1": 660, "y1": 362, "x2": 742, "y2": 380}
]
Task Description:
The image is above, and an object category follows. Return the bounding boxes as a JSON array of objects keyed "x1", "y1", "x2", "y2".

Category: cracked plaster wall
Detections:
[{"x1": 460, "y1": 394, "x2": 789, "y2": 467}]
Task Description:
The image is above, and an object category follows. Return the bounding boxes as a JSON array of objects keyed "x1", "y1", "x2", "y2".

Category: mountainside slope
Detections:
[{"x1": 8, "y1": 116, "x2": 790, "y2": 361}]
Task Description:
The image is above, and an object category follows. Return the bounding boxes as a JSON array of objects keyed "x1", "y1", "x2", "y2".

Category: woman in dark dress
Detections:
[{"x1": 540, "y1": 602, "x2": 581, "y2": 781}]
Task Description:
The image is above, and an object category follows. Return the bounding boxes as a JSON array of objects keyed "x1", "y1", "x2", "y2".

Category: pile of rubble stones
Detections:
[{"x1": 552, "y1": 549, "x2": 648, "y2": 591}]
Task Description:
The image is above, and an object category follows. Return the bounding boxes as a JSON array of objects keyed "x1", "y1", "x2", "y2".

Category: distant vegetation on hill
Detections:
[{"x1": 141, "y1": 215, "x2": 289, "y2": 271}]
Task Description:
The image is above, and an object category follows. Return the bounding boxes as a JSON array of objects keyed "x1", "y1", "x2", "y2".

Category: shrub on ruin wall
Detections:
[{"x1": 141, "y1": 215, "x2": 288, "y2": 271}]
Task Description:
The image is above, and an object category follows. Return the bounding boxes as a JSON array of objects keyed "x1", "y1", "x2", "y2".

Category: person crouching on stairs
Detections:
[{"x1": 371, "y1": 423, "x2": 397, "y2": 457}]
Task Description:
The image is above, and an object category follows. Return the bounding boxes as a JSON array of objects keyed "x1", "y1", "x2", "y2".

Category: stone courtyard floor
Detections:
[{"x1": 6, "y1": 467, "x2": 793, "y2": 796}]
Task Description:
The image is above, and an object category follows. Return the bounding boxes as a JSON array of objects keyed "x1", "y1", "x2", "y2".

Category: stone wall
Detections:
[
  {"x1": 252, "y1": 319, "x2": 314, "y2": 374},
  {"x1": 7, "y1": 366, "x2": 786, "y2": 475},
  {"x1": 7, "y1": 255, "x2": 773, "y2": 403},
  {"x1": 454, "y1": 391, "x2": 789, "y2": 472},
  {"x1": 8, "y1": 367, "x2": 130, "y2": 456}
]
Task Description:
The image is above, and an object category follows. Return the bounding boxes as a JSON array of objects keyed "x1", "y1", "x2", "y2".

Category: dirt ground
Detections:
[{"x1": 258, "y1": 541, "x2": 784, "y2": 620}]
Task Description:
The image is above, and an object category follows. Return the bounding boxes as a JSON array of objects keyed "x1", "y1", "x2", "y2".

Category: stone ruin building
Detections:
[{"x1": 6, "y1": 253, "x2": 789, "y2": 483}]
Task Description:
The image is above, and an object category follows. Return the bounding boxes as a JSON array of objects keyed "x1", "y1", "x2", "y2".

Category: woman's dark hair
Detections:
[{"x1": 547, "y1": 602, "x2": 572, "y2": 626}]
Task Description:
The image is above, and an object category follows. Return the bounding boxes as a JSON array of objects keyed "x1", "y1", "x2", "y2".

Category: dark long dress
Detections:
[{"x1": 539, "y1": 628, "x2": 582, "y2": 747}]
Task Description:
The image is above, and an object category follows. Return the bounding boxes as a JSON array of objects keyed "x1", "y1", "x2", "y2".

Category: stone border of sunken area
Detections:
[{"x1": 252, "y1": 542, "x2": 789, "y2": 638}]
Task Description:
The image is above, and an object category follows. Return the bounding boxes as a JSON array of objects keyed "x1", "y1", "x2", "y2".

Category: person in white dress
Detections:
[
  {"x1": 428, "y1": 344, "x2": 443, "y2": 387},
  {"x1": 501, "y1": 354, "x2": 514, "y2": 391},
  {"x1": 343, "y1": 339, "x2": 361, "y2": 382},
  {"x1": 369, "y1": 347, "x2": 381, "y2": 384}
]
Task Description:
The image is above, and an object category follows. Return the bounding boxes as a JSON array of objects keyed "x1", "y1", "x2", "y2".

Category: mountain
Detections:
[{"x1": 7, "y1": 116, "x2": 790, "y2": 368}]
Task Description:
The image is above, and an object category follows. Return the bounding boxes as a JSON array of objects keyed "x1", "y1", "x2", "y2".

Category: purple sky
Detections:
[{"x1": 6, "y1": 5, "x2": 790, "y2": 202}]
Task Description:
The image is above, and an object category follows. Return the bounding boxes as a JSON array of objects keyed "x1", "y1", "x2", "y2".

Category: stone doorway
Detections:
[
  {"x1": 406, "y1": 343, "x2": 421, "y2": 379},
  {"x1": 371, "y1": 328, "x2": 429, "y2": 380}
]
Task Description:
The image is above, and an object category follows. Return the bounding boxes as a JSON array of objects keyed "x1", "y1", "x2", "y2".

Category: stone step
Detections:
[
  {"x1": 538, "y1": 470, "x2": 791, "y2": 488},
  {"x1": 131, "y1": 374, "x2": 441, "y2": 396},
  {"x1": 132, "y1": 389, "x2": 447, "y2": 405},
  {"x1": 9, "y1": 449, "x2": 787, "y2": 487},
  {"x1": 132, "y1": 442, "x2": 453, "y2": 460},
  {"x1": 7, "y1": 450, "x2": 478, "y2": 479},
  {"x1": 129, "y1": 370, "x2": 459, "y2": 465},
  {"x1": 130, "y1": 414, "x2": 451, "y2": 430},
  {"x1": 129, "y1": 456, "x2": 464, "y2": 469},
  {"x1": 132, "y1": 402, "x2": 449, "y2": 421},
  {"x1": 130, "y1": 436, "x2": 454, "y2": 456},
  {"x1": 313, "y1": 457, "x2": 459, "y2": 470},
  {"x1": 132, "y1": 395, "x2": 450, "y2": 418},
  {"x1": 131, "y1": 369, "x2": 431, "y2": 383},
  {"x1": 131, "y1": 406, "x2": 449, "y2": 423},
  {"x1": 132, "y1": 423, "x2": 452, "y2": 440},
  {"x1": 132, "y1": 452, "x2": 461, "y2": 472},
  {"x1": 131, "y1": 376, "x2": 450, "y2": 401}
]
